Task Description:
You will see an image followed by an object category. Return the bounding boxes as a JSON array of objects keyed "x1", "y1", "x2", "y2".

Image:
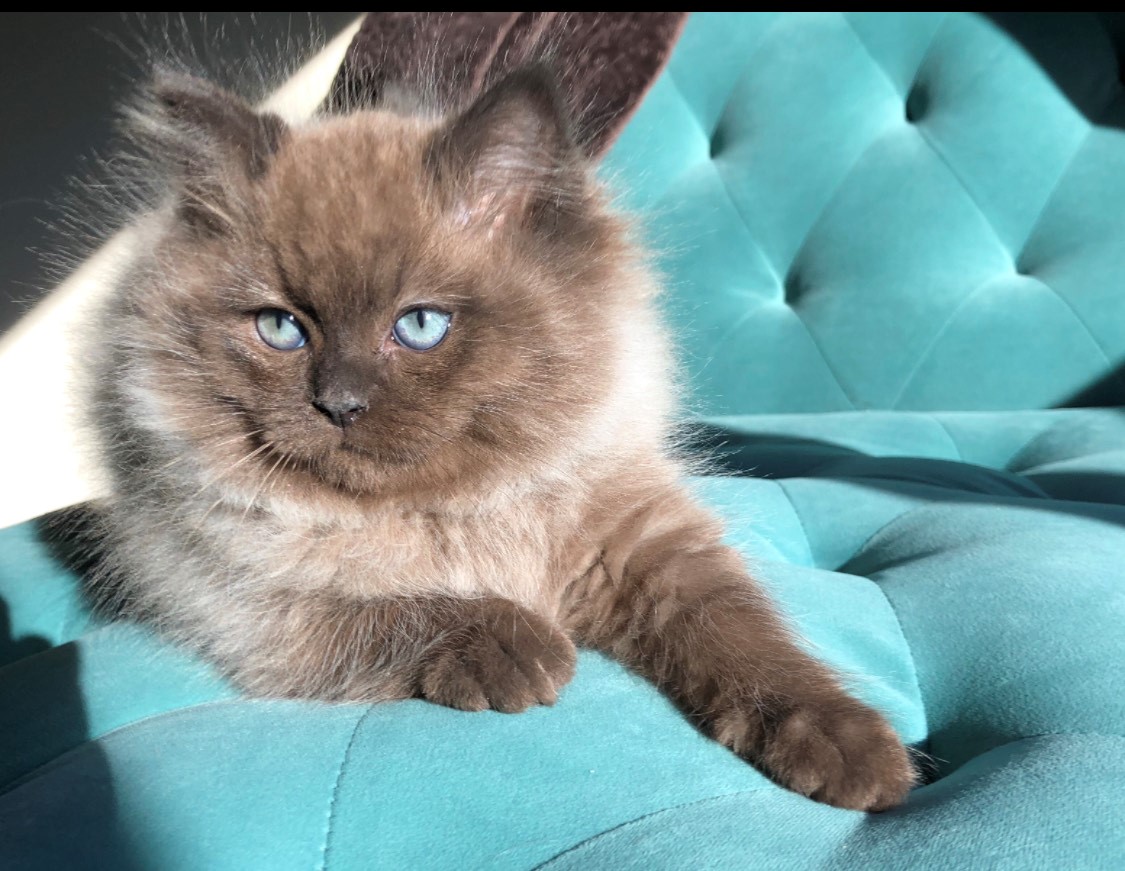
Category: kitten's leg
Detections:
[
  {"x1": 234, "y1": 593, "x2": 576, "y2": 711},
  {"x1": 563, "y1": 489, "x2": 915, "y2": 812}
]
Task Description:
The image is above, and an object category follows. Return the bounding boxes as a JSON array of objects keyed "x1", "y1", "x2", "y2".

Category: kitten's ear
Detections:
[
  {"x1": 430, "y1": 66, "x2": 583, "y2": 234},
  {"x1": 132, "y1": 69, "x2": 288, "y2": 233}
]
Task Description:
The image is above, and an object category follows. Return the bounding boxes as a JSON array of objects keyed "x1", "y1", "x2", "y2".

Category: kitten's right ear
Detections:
[
  {"x1": 130, "y1": 69, "x2": 288, "y2": 233},
  {"x1": 428, "y1": 65, "x2": 584, "y2": 236}
]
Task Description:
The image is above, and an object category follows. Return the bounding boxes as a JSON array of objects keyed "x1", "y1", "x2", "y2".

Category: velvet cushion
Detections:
[
  {"x1": 2, "y1": 408, "x2": 1123, "y2": 868},
  {"x1": 604, "y1": 12, "x2": 1125, "y2": 412}
]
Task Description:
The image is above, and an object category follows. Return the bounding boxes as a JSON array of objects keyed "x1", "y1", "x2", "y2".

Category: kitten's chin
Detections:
[
  {"x1": 275, "y1": 440, "x2": 423, "y2": 498},
  {"x1": 266, "y1": 423, "x2": 511, "y2": 503}
]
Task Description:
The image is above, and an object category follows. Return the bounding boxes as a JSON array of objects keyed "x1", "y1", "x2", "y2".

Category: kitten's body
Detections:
[{"x1": 88, "y1": 68, "x2": 913, "y2": 811}]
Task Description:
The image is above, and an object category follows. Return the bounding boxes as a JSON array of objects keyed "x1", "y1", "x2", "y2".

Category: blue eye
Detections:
[
  {"x1": 256, "y1": 308, "x2": 308, "y2": 351},
  {"x1": 392, "y1": 307, "x2": 451, "y2": 351}
]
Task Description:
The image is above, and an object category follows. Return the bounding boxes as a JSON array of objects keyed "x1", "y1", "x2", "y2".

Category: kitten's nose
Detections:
[{"x1": 313, "y1": 394, "x2": 368, "y2": 429}]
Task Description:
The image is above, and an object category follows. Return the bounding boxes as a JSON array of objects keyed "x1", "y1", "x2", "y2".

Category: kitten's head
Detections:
[{"x1": 111, "y1": 67, "x2": 665, "y2": 506}]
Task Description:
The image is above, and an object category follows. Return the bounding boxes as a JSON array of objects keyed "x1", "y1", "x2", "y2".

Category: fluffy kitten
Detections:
[{"x1": 86, "y1": 66, "x2": 913, "y2": 811}]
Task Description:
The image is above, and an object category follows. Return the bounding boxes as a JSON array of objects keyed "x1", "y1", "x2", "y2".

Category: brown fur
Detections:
[{"x1": 87, "y1": 65, "x2": 913, "y2": 812}]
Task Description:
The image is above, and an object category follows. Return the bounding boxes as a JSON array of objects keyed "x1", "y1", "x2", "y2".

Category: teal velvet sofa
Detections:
[{"x1": 2, "y1": 13, "x2": 1124, "y2": 869}]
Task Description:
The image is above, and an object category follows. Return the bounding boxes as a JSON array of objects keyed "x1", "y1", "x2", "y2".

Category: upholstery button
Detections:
[
  {"x1": 709, "y1": 125, "x2": 726, "y2": 159},
  {"x1": 905, "y1": 84, "x2": 929, "y2": 123},
  {"x1": 783, "y1": 270, "x2": 807, "y2": 304}
]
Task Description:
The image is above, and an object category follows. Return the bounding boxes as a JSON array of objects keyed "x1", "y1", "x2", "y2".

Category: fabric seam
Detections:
[
  {"x1": 317, "y1": 705, "x2": 373, "y2": 871},
  {"x1": 773, "y1": 480, "x2": 818, "y2": 568},
  {"x1": 529, "y1": 786, "x2": 779, "y2": 870}
]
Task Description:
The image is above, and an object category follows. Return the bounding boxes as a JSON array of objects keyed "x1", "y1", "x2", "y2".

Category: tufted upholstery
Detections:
[
  {"x1": 1, "y1": 12, "x2": 1123, "y2": 870},
  {"x1": 604, "y1": 12, "x2": 1125, "y2": 413}
]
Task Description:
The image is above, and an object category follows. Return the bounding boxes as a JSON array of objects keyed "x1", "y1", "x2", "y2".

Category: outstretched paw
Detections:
[{"x1": 712, "y1": 693, "x2": 914, "y2": 812}]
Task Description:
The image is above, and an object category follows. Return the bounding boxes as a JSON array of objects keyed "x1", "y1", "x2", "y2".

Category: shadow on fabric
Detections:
[
  {"x1": 1057, "y1": 362, "x2": 1125, "y2": 408},
  {"x1": 982, "y1": 13, "x2": 1125, "y2": 133},
  {"x1": 688, "y1": 427, "x2": 1125, "y2": 526},
  {"x1": 0, "y1": 525, "x2": 141, "y2": 870}
]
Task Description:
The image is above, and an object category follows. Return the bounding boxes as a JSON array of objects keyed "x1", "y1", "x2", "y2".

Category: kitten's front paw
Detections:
[
  {"x1": 419, "y1": 600, "x2": 577, "y2": 713},
  {"x1": 713, "y1": 693, "x2": 914, "y2": 812}
]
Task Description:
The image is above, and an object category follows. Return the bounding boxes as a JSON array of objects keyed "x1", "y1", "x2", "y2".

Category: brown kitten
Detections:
[{"x1": 85, "y1": 66, "x2": 914, "y2": 812}]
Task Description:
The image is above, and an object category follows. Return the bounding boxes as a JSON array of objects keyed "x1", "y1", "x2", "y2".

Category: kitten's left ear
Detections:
[
  {"x1": 132, "y1": 69, "x2": 289, "y2": 233},
  {"x1": 429, "y1": 65, "x2": 584, "y2": 234}
]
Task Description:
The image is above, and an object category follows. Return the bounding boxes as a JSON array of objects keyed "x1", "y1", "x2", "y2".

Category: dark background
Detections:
[{"x1": 0, "y1": 12, "x2": 356, "y2": 336}]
